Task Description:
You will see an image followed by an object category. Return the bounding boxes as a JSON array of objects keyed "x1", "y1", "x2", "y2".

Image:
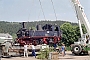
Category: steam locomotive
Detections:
[{"x1": 16, "y1": 22, "x2": 61, "y2": 46}]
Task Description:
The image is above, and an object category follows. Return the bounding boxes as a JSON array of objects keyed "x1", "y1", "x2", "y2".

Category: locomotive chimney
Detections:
[{"x1": 22, "y1": 22, "x2": 25, "y2": 28}]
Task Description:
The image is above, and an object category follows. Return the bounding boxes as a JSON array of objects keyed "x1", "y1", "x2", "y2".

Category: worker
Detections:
[
  {"x1": 53, "y1": 43, "x2": 57, "y2": 51},
  {"x1": 24, "y1": 43, "x2": 28, "y2": 57},
  {"x1": 61, "y1": 43, "x2": 66, "y2": 57},
  {"x1": 30, "y1": 43, "x2": 36, "y2": 58}
]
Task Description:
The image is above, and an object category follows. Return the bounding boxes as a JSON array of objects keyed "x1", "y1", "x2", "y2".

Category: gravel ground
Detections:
[
  {"x1": 2, "y1": 56, "x2": 40, "y2": 60},
  {"x1": 1, "y1": 51, "x2": 90, "y2": 60},
  {"x1": 58, "y1": 51, "x2": 90, "y2": 60}
]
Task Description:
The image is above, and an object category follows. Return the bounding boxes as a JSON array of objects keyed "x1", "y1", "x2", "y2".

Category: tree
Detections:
[{"x1": 60, "y1": 23, "x2": 80, "y2": 46}]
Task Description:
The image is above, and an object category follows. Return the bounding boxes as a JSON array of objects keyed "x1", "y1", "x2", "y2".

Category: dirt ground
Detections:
[
  {"x1": 58, "y1": 51, "x2": 90, "y2": 60},
  {"x1": 1, "y1": 51, "x2": 90, "y2": 60}
]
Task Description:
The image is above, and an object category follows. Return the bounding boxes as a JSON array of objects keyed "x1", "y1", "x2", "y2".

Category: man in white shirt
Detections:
[{"x1": 24, "y1": 43, "x2": 28, "y2": 57}]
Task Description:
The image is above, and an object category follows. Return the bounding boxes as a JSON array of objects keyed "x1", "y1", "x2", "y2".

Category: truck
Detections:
[
  {"x1": 0, "y1": 33, "x2": 13, "y2": 57},
  {"x1": 71, "y1": 0, "x2": 90, "y2": 55}
]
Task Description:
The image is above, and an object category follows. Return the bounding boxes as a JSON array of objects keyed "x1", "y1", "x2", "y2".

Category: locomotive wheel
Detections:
[{"x1": 71, "y1": 44, "x2": 82, "y2": 55}]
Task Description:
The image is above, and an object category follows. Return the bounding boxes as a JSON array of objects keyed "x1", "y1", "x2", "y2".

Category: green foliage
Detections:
[
  {"x1": 60, "y1": 22, "x2": 87, "y2": 46},
  {"x1": 0, "y1": 21, "x2": 21, "y2": 35},
  {"x1": 37, "y1": 48, "x2": 50, "y2": 59},
  {"x1": 37, "y1": 47, "x2": 56, "y2": 59},
  {"x1": 60, "y1": 23, "x2": 79, "y2": 46},
  {"x1": 65, "y1": 46, "x2": 71, "y2": 51}
]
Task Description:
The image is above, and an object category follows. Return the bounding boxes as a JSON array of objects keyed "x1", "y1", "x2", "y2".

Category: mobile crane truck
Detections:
[{"x1": 71, "y1": 0, "x2": 90, "y2": 55}]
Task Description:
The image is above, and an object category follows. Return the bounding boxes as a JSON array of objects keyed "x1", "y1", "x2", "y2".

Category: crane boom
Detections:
[
  {"x1": 72, "y1": 0, "x2": 90, "y2": 36},
  {"x1": 69, "y1": 0, "x2": 90, "y2": 55}
]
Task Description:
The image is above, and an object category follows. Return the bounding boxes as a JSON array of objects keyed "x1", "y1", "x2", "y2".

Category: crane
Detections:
[{"x1": 71, "y1": 0, "x2": 90, "y2": 55}]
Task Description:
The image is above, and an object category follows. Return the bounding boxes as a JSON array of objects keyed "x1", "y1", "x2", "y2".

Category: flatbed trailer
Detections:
[{"x1": 2, "y1": 44, "x2": 41, "y2": 57}]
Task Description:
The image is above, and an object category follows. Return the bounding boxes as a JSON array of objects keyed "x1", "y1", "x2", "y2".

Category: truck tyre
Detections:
[{"x1": 72, "y1": 45, "x2": 82, "y2": 55}]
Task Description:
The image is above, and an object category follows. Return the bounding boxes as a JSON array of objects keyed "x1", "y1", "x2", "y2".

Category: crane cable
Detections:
[
  {"x1": 38, "y1": 0, "x2": 46, "y2": 20},
  {"x1": 27, "y1": 0, "x2": 35, "y2": 29},
  {"x1": 50, "y1": 0, "x2": 57, "y2": 20},
  {"x1": 37, "y1": 8, "x2": 41, "y2": 20},
  {"x1": 28, "y1": 0, "x2": 35, "y2": 20}
]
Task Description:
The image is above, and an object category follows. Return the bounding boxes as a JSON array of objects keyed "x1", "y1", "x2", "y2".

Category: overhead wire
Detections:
[
  {"x1": 50, "y1": 0, "x2": 57, "y2": 20},
  {"x1": 38, "y1": 0, "x2": 46, "y2": 20}
]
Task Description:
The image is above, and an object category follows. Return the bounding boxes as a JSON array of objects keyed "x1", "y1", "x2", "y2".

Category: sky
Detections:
[{"x1": 0, "y1": 0, "x2": 90, "y2": 23}]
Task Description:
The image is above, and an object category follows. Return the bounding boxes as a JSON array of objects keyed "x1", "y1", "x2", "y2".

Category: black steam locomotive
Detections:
[{"x1": 16, "y1": 22, "x2": 61, "y2": 45}]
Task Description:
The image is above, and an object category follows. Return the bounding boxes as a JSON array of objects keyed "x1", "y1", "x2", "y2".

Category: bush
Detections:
[{"x1": 37, "y1": 47, "x2": 55, "y2": 59}]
